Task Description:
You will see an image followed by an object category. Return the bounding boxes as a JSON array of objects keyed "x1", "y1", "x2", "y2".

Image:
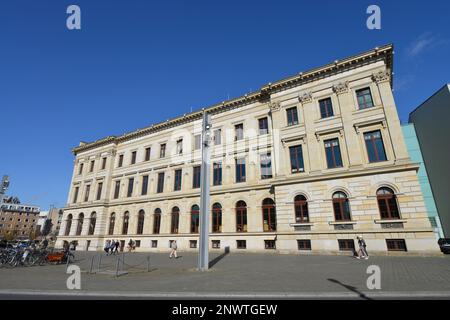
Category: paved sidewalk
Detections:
[{"x1": 1, "y1": 251, "x2": 449, "y2": 299}]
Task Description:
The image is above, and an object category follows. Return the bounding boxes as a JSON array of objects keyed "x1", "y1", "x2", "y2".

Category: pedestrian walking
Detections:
[
  {"x1": 108, "y1": 240, "x2": 115, "y2": 255},
  {"x1": 114, "y1": 240, "x2": 120, "y2": 254},
  {"x1": 128, "y1": 239, "x2": 134, "y2": 252},
  {"x1": 169, "y1": 240, "x2": 178, "y2": 259},
  {"x1": 356, "y1": 236, "x2": 369, "y2": 259},
  {"x1": 104, "y1": 241, "x2": 111, "y2": 255}
]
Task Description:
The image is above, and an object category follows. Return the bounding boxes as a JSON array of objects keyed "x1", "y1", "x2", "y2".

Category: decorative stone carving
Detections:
[
  {"x1": 332, "y1": 81, "x2": 349, "y2": 95},
  {"x1": 269, "y1": 100, "x2": 281, "y2": 111},
  {"x1": 372, "y1": 70, "x2": 390, "y2": 84},
  {"x1": 298, "y1": 92, "x2": 313, "y2": 104}
]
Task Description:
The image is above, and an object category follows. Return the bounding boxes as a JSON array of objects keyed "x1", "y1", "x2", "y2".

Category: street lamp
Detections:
[{"x1": 198, "y1": 111, "x2": 211, "y2": 271}]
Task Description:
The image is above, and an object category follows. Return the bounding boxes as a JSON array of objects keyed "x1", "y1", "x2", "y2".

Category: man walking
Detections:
[
  {"x1": 169, "y1": 240, "x2": 178, "y2": 259},
  {"x1": 356, "y1": 236, "x2": 369, "y2": 259},
  {"x1": 114, "y1": 240, "x2": 120, "y2": 254}
]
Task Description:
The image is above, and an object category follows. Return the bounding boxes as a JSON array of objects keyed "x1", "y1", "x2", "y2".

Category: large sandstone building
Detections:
[{"x1": 56, "y1": 44, "x2": 440, "y2": 255}]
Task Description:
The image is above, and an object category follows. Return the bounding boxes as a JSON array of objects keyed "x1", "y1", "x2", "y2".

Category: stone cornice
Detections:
[{"x1": 72, "y1": 44, "x2": 394, "y2": 155}]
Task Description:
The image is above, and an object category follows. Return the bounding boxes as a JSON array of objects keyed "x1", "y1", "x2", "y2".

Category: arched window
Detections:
[
  {"x1": 191, "y1": 205, "x2": 199, "y2": 233},
  {"x1": 333, "y1": 192, "x2": 351, "y2": 221},
  {"x1": 377, "y1": 187, "x2": 400, "y2": 219},
  {"x1": 65, "y1": 214, "x2": 73, "y2": 236},
  {"x1": 212, "y1": 203, "x2": 222, "y2": 233},
  {"x1": 153, "y1": 208, "x2": 161, "y2": 234},
  {"x1": 122, "y1": 211, "x2": 129, "y2": 235},
  {"x1": 137, "y1": 210, "x2": 145, "y2": 234},
  {"x1": 236, "y1": 201, "x2": 247, "y2": 232},
  {"x1": 262, "y1": 198, "x2": 276, "y2": 232},
  {"x1": 76, "y1": 213, "x2": 84, "y2": 235},
  {"x1": 108, "y1": 213, "x2": 115, "y2": 235},
  {"x1": 171, "y1": 207, "x2": 180, "y2": 234},
  {"x1": 88, "y1": 212, "x2": 96, "y2": 235},
  {"x1": 294, "y1": 195, "x2": 309, "y2": 223}
]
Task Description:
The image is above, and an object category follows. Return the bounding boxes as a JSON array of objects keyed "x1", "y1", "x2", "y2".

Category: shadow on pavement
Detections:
[
  {"x1": 327, "y1": 278, "x2": 372, "y2": 300},
  {"x1": 209, "y1": 246, "x2": 230, "y2": 268}
]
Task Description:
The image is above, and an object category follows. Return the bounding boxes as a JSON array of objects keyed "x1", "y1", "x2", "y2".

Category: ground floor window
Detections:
[
  {"x1": 212, "y1": 240, "x2": 220, "y2": 249},
  {"x1": 386, "y1": 239, "x2": 407, "y2": 251},
  {"x1": 297, "y1": 240, "x2": 311, "y2": 251},
  {"x1": 151, "y1": 240, "x2": 158, "y2": 248},
  {"x1": 264, "y1": 240, "x2": 276, "y2": 249},
  {"x1": 338, "y1": 239, "x2": 355, "y2": 251},
  {"x1": 236, "y1": 240, "x2": 246, "y2": 249},
  {"x1": 135, "y1": 240, "x2": 141, "y2": 248},
  {"x1": 190, "y1": 240, "x2": 197, "y2": 248}
]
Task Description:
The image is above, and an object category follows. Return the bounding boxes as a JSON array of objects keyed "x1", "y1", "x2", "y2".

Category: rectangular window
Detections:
[
  {"x1": 259, "y1": 117, "x2": 269, "y2": 135},
  {"x1": 131, "y1": 151, "x2": 137, "y2": 164},
  {"x1": 356, "y1": 87, "x2": 374, "y2": 109},
  {"x1": 78, "y1": 163, "x2": 83, "y2": 175},
  {"x1": 127, "y1": 178, "x2": 134, "y2": 197},
  {"x1": 190, "y1": 240, "x2": 197, "y2": 249},
  {"x1": 101, "y1": 157, "x2": 107, "y2": 170},
  {"x1": 160, "y1": 144, "x2": 166, "y2": 158},
  {"x1": 174, "y1": 169, "x2": 182, "y2": 191},
  {"x1": 212, "y1": 240, "x2": 220, "y2": 249},
  {"x1": 90, "y1": 160, "x2": 95, "y2": 172},
  {"x1": 235, "y1": 123, "x2": 244, "y2": 141},
  {"x1": 297, "y1": 240, "x2": 312, "y2": 251},
  {"x1": 141, "y1": 175, "x2": 149, "y2": 196},
  {"x1": 386, "y1": 239, "x2": 407, "y2": 252},
  {"x1": 193, "y1": 166, "x2": 201, "y2": 189},
  {"x1": 264, "y1": 240, "x2": 276, "y2": 249},
  {"x1": 72, "y1": 187, "x2": 79, "y2": 203},
  {"x1": 118, "y1": 154, "x2": 124, "y2": 167},
  {"x1": 213, "y1": 162, "x2": 222, "y2": 186},
  {"x1": 84, "y1": 185, "x2": 90, "y2": 202},
  {"x1": 289, "y1": 145, "x2": 305, "y2": 173},
  {"x1": 338, "y1": 239, "x2": 355, "y2": 251},
  {"x1": 260, "y1": 153, "x2": 273, "y2": 179},
  {"x1": 319, "y1": 97, "x2": 334, "y2": 118},
  {"x1": 214, "y1": 129, "x2": 222, "y2": 145},
  {"x1": 364, "y1": 130, "x2": 387, "y2": 163},
  {"x1": 236, "y1": 240, "x2": 246, "y2": 249},
  {"x1": 114, "y1": 180, "x2": 120, "y2": 199},
  {"x1": 151, "y1": 240, "x2": 158, "y2": 248},
  {"x1": 235, "y1": 158, "x2": 246, "y2": 183},
  {"x1": 286, "y1": 107, "x2": 299, "y2": 126},
  {"x1": 96, "y1": 182, "x2": 103, "y2": 200},
  {"x1": 145, "y1": 147, "x2": 151, "y2": 161},
  {"x1": 157, "y1": 172, "x2": 164, "y2": 193},
  {"x1": 324, "y1": 138, "x2": 343, "y2": 168},
  {"x1": 135, "y1": 240, "x2": 141, "y2": 248},
  {"x1": 176, "y1": 139, "x2": 183, "y2": 155},
  {"x1": 194, "y1": 134, "x2": 201, "y2": 150}
]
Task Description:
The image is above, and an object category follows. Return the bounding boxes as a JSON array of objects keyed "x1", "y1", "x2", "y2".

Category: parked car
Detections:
[{"x1": 438, "y1": 238, "x2": 450, "y2": 254}]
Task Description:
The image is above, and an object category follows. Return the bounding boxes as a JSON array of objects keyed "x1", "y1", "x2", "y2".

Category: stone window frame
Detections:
[
  {"x1": 350, "y1": 80, "x2": 383, "y2": 113},
  {"x1": 355, "y1": 121, "x2": 394, "y2": 167},
  {"x1": 313, "y1": 89, "x2": 340, "y2": 121},
  {"x1": 282, "y1": 136, "x2": 309, "y2": 176},
  {"x1": 315, "y1": 129, "x2": 349, "y2": 172}
]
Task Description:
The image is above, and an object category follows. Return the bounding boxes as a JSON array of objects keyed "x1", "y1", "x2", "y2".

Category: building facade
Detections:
[
  {"x1": 56, "y1": 44, "x2": 440, "y2": 255},
  {"x1": 408, "y1": 84, "x2": 450, "y2": 238},
  {"x1": 0, "y1": 198, "x2": 40, "y2": 240}
]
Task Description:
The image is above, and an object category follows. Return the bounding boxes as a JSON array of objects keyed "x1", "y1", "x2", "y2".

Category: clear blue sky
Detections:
[{"x1": 1, "y1": 0, "x2": 449, "y2": 209}]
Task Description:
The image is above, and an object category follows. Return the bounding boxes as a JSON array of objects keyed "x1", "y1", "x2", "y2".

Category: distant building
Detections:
[
  {"x1": 47, "y1": 207, "x2": 64, "y2": 236},
  {"x1": 0, "y1": 197, "x2": 40, "y2": 240},
  {"x1": 36, "y1": 207, "x2": 64, "y2": 237},
  {"x1": 409, "y1": 84, "x2": 450, "y2": 238}
]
